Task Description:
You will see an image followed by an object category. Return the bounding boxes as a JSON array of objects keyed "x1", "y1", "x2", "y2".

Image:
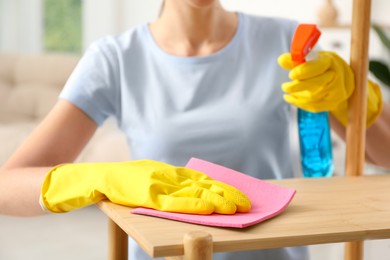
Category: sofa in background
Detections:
[{"x1": 0, "y1": 52, "x2": 130, "y2": 165}]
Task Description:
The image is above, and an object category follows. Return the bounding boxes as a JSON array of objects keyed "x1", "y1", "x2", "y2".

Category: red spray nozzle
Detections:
[{"x1": 291, "y1": 24, "x2": 321, "y2": 65}]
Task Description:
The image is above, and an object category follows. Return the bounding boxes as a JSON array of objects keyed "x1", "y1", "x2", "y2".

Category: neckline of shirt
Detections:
[{"x1": 141, "y1": 12, "x2": 244, "y2": 65}]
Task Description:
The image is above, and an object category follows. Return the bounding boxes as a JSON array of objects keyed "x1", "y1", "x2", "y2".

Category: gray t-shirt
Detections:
[{"x1": 60, "y1": 12, "x2": 308, "y2": 260}]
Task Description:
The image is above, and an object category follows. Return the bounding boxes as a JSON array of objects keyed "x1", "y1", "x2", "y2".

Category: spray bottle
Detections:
[{"x1": 290, "y1": 24, "x2": 334, "y2": 178}]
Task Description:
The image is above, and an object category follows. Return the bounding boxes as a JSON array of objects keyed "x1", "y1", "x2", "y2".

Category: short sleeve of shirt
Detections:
[{"x1": 59, "y1": 39, "x2": 119, "y2": 126}]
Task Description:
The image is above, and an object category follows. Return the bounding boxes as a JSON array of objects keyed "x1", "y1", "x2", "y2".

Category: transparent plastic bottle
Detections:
[{"x1": 298, "y1": 109, "x2": 334, "y2": 177}]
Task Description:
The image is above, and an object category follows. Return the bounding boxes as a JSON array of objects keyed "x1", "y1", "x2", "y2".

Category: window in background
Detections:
[{"x1": 44, "y1": 0, "x2": 82, "y2": 53}]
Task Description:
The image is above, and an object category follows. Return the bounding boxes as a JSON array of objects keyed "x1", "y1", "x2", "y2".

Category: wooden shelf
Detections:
[
  {"x1": 320, "y1": 23, "x2": 390, "y2": 29},
  {"x1": 97, "y1": 174, "x2": 390, "y2": 259}
]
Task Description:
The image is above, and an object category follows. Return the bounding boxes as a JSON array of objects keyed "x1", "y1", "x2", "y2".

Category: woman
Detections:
[{"x1": 1, "y1": 0, "x2": 389, "y2": 259}]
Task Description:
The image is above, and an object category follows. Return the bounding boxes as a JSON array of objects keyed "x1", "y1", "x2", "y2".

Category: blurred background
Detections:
[{"x1": 1, "y1": 0, "x2": 390, "y2": 259}]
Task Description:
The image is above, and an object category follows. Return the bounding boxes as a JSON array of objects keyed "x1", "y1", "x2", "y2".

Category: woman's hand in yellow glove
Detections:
[
  {"x1": 40, "y1": 160, "x2": 251, "y2": 215},
  {"x1": 278, "y1": 51, "x2": 383, "y2": 127}
]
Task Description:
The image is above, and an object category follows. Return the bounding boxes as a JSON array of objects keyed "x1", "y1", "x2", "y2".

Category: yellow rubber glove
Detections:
[
  {"x1": 40, "y1": 160, "x2": 251, "y2": 214},
  {"x1": 278, "y1": 51, "x2": 383, "y2": 127}
]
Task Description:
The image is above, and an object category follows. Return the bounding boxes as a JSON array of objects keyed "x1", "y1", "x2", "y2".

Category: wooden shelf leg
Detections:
[
  {"x1": 345, "y1": 241, "x2": 364, "y2": 260},
  {"x1": 345, "y1": 0, "x2": 372, "y2": 258},
  {"x1": 108, "y1": 218, "x2": 128, "y2": 260},
  {"x1": 183, "y1": 231, "x2": 213, "y2": 260}
]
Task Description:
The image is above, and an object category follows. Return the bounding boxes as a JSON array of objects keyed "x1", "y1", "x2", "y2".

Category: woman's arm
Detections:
[
  {"x1": 0, "y1": 100, "x2": 97, "y2": 216},
  {"x1": 1, "y1": 100, "x2": 252, "y2": 216},
  {"x1": 331, "y1": 102, "x2": 390, "y2": 169},
  {"x1": 365, "y1": 102, "x2": 390, "y2": 168}
]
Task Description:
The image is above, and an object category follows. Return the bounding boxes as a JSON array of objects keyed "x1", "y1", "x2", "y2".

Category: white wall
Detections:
[
  {"x1": 2, "y1": 0, "x2": 390, "y2": 53},
  {"x1": 0, "y1": 0, "x2": 42, "y2": 53},
  {"x1": 83, "y1": 0, "x2": 161, "y2": 49}
]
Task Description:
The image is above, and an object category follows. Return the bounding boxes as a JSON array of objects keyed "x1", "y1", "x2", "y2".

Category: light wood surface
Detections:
[
  {"x1": 108, "y1": 218, "x2": 128, "y2": 260},
  {"x1": 183, "y1": 231, "x2": 212, "y2": 260},
  {"x1": 346, "y1": 0, "x2": 371, "y2": 177},
  {"x1": 345, "y1": 241, "x2": 364, "y2": 260},
  {"x1": 345, "y1": 0, "x2": 372, "y2": 258},
  {"x1": 97, "y1": 174, "x2": 390, "y2": 259}
]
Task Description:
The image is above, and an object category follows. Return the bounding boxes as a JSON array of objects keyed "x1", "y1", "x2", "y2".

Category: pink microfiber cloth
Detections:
[{"x1": 131, "y1": 158, "x2": 296, "y2": 228}]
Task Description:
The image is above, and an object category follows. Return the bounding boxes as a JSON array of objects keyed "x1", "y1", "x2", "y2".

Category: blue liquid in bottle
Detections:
[{"x1": 298, "y1": 109, "x2": 334, "y2": 178}]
